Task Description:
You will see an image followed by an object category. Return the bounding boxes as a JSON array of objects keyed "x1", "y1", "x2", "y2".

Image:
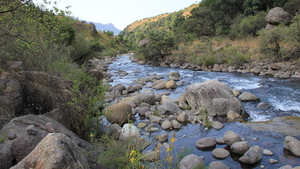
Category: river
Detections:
[{"x1": 108, "y1": 55, "x2": 300, "y2": 168}]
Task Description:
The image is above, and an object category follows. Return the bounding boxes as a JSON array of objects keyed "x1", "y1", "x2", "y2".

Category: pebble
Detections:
[{"x1": 26, "y1": 125, "x2": 37, "y2": 135}]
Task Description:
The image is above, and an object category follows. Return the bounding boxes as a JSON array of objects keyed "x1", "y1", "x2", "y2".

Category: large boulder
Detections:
[
  {"x1": 178, "y1": 154, "x2": 204, "y2": 169},
  {"x1": 266, "y1": 7, "x2": 291, "y2": 25},
  {"x1": 105, "y1": 102, "x2": 132, "y2": 125},
  {"x1": 10, "y1": 133, "x2": 90, "y2": 169},
  {"x1": 186, "y1": 80, "x2": 246, "y2": 117},
  {"x1": 2, "y1": 71, "x2": 87, "y2": 137},
  {"x1": 0, "y1": 114, "x2": 88, "y2": 169}
]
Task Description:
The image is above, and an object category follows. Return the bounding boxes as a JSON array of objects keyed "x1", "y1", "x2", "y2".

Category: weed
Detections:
[{"x1": 0, "y1": 133, "x2": 6, "y2": 142}]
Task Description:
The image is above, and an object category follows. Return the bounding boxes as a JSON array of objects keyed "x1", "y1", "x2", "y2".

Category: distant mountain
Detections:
[{"x1": 88, "y1": 22, "x2": 121, "y2": 35}]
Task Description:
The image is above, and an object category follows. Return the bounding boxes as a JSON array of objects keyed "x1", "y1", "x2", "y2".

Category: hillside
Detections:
[
  {"x1": 120, "y1": 0, "x2": 300, "y2": 67},
  {"x1": 88, "y1": 22, "x2": 121, "y2": 35}
]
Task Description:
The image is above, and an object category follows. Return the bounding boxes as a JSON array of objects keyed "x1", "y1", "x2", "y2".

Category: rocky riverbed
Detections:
[{"x1": 100, "y1": 54, "x2": 300, "y2": 168}]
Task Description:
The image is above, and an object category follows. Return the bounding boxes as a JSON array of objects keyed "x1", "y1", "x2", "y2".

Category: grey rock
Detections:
[
  {"x1": 171, "y1": 120, "x2": 182, "y2": 129},
  {"x1": 284, "y1": 136, "x2": 300, "y2": 156},
  {"x1": 186, "y1": 80, "x2": 246, "y2": 117},
  {"x1": 208, "y1": 161, "x2": 230, "y2": 169},
  {"x1": 239, "y1": 145, "x2": 262, "y2": 164},
  {"x1": 263, "y1": 149, "x2": 274, "y2": 156},
  {"x1": 10, "y1": 133, "x2": 90, "y2": 169},
  {"x1": 211, "y1": 121, "x2": 224, "y2": 130},
  {"x1": 223, "y1": 130, "x2": 242, "y2": 146},
  {"x1": 196, "y1": 137, "x2": 216, "y2": 149},
  {"x1": 179, "y1": 154, "x2": 204, "y2": 169},
  {"x1": 266, "y1": 7, "x2": 291, "y2": 25},
  {"x1": 230, "y1": 141, "x2": 250, "y2": 155},
  {"x1": 161, "y1": 119, "x2": 172, "y2": 130},
  {"x1": 239, "y1": 92, "x2": 260, "y2": 102},
  {"x1": 212, "y1": 148, "x2": 230, "y2": 159}
]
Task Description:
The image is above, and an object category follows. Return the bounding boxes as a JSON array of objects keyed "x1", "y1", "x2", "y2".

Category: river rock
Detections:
[
  {"x1": 211, "y1": 121, "x2": 224, "y2": 130},
  {"x1": 257, "y1": 102, "x2": 271, "y2": 109},
  {"x1": 266, "y1": 7, "x2": 291, "y2": 25},
  {"x1": 161, "y1": 119, "x2": 173, "y2": 130},
  {"x1": 10, "y1": 133, "x2": 90, "y2": 169},
  {"x1": 208, "y1": 161, "x2": 230, "y2": 169},
  {"x1": 212, "y1": 148, "x2": 230, "y2": 159},
  {"x1": 154, "y1": 80, "x2": 167, "y2": 90},
  {"x1": 149, "y1": 115, "x2": 163, "y2": 123},
  {"x1": 168, "y1": 71, "x2": 181, "y2": 81},
  {"x1": 120, "y1": 124, "x2": 140, "y2": 140},
  {"x1": 138, "y1": 107, "x2": 150, "y2": 116},
  {"x1": 105, "y1": 102, "x2": 132, "y2": 125},
  {"x1": 223, "y1": 130, "x2": 242, "y2": 146},
  {"x1": 239, "y1": 145, "x2": 262, "y2": 164},
  {"x1": 171, "y1": 120, "x2": 182, "y2": 129},
  {"x1": 230, "y1": 141, "x2": 250, "y2": 155},
  {"x1": 216, "y1": 138, "x2": 225, "y2": 144},
  {"x1": 250, "y1": 66, "x2": 262, "y2": 74},
  {"x1": 178, "y1": 154, "x2": 204, "y2": 169},
  {"x1": 196, "y1": 137, "x2": 216, "y2": 149},
  {"x1": 177, "y1": 113, "x2": 188, "y2": 123},
  {"x1": 158, "y1": 102, "x2": 181, "y2": 115},
  {"x1": 284, "y1": 136, "x2": 300, "y2": 156},
  {"x1": 212, "y1": 64, "x2": 222, "y2": 72},
  {"x1": 263, "y1": 149, "x2": 274, "y2": 156},
  {"x1": 141, "y1": 150, "x2": 160, "y2": 162},
  {"x1": 186, "y1": 80, "x2": 246, "y2": 117},
  {"x1": 157, "y1": 133, "x2": 168, "y2": 142},
  {"x1": 269, "y1": 158, "x2": 279, "y2": 164},
  {"x1": 239, "y1": 92, "x2": 260, "y2": 102},
  {"x1": 227, "y1": 110, "x2": 243, "y2": 120},
  {"x1": 166, "y1": 80, "x2": 177, "y2": 89}
]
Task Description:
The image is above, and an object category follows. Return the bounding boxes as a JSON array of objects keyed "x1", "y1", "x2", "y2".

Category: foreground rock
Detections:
[
  {"x1": 284, "y1": 136, "x2": 300, "y2": 156},
  {"x1": 208, "y1": 161, "x2": 230, "y2": 169},
  {"x1": 105, "y1": 102, "x2": 132, "y2": 125},
  {"x1": 11, "y1": 133, "x2": 90, "y2": 169},
  {"x1": 179, "y1": 154, "x2": 204, "y2": 169},
  {"x1": 2, "y1": 71, "x2": 86, "y2": 137},
  {"x1": 239, "y1": 145, "x2": 262, "y2": 164},
  {"x1": 186, "y1": 80, "x2": 247, "y2": 118},
  {"x1": 0, "y1": 114, "x2": 87, "y2": 169},
  {"x1": 223, "y1": 130, "x2": 242, "y2": 146}
]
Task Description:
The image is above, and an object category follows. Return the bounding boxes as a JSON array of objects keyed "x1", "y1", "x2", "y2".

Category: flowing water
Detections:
[{"x1": 108, "y1": 55, "x2": 300, "y2": 168}]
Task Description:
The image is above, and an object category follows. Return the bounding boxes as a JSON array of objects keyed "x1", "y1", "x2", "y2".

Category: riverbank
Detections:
[{"x1": 132, "y1": 54, "x2": 300, "y2": 79}]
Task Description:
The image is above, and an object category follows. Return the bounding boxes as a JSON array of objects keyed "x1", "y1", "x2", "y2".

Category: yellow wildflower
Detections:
[
  {"x1": 89, "y1": 134, "x2": 94, "y2": 138},
  {"x1": 167, "y1": 154, "x2": 173, "y2": 163},
  {"x1": 170, "y1": 137, "x2": 176, "y2": 143},
  {"x1": 130, "y1": 157, "x2": 135, "y2": 163},
  {"x1": 130, "y1": 150, "x2": 137, "y2": 156},
  {"x1": 166, "y1": 148, "x2": 172, "y2": 152}
]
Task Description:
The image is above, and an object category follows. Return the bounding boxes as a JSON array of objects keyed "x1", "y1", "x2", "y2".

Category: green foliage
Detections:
[
  {"x1": 68, "y1": 73, "x2": 108, "y2": 139},
  {"x1": 199, "y1": 107, "x2": 212, "y2": 129},
  {"x1": 134, "y1": 30, "x2": 175, "y2": 63},
  {"x1": 229, "y1": 11, "x2": 267, "y2": 39},
  {"x1": 0, "y1": 133, "x2": 6, "y2": 142},
  {"x1": 257, "y1": 26, "x2": 287, "y2": 60},
  {"x1": 217, "y1": 46, "x2": 250, "y2": 66}
]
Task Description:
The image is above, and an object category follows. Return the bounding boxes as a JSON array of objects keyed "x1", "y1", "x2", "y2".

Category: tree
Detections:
[{"x1": 135, "y1": 30, "x2": 175, "y2": 63}]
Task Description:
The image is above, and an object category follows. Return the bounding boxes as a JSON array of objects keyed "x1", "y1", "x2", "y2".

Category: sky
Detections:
[{"x1": 34, "y1": 0, "x2": 199, "y2": 30}]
